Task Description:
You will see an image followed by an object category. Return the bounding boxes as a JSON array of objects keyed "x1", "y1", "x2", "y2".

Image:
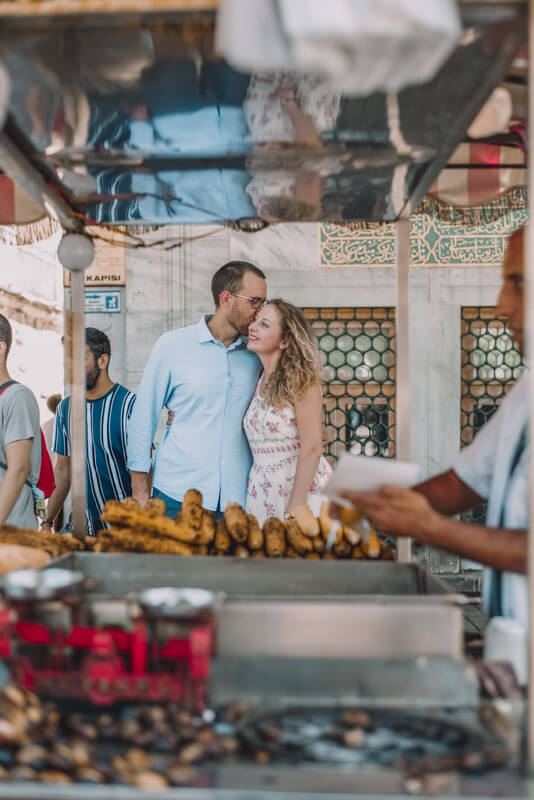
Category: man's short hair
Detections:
[
  {"x1": 0, "y1": 314, "x2": 12, "y2": 357},
  {"x1": 86, "y1": 327, "x2": 111, "y2": 364},
  {"x1": 46, "y1": 394, "x2": 62, "y2": 414},
  {"x1": 211, "y1": 261, "x2": 266, "y2": 307}
]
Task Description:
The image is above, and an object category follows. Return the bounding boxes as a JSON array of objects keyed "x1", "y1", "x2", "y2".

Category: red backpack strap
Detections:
[{"x1": 0, "y1": 380, "x2": 18, "y2": 396}]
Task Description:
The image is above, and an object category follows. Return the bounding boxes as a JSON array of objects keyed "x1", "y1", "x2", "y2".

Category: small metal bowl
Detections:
[
  {"x1": 138, "y1": 587, "x2": 218, "y2": 621},
  {"x1": 1, "y1": 568, "x2": 85, "y2": 602}
]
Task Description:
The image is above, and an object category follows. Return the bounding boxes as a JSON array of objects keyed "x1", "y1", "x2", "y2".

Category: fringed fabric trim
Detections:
[{"x1": 0, "y1": 217, "x2": 61, "y2": 246}]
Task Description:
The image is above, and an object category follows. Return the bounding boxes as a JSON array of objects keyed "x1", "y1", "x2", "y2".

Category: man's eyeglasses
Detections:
[{"x1": 231, "y1": 293, "x2": 266, "y2": 310}]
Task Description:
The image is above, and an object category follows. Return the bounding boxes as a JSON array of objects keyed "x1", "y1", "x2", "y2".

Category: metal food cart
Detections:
[{"x1": 0, "y1": 1, "x2": 530, "y2": 797}]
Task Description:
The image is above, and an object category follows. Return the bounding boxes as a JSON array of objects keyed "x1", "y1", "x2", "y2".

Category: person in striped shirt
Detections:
[{"x1": 42, "y1": 328, "x2": 135, "y2": 536}]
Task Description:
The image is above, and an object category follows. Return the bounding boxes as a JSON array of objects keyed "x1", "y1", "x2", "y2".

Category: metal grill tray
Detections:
[
  {"x1": 47, "y1": 554, "x2": 463, "y2": 599},
  {"x1": 0, "y1": 697, "x2": 523, "y2": 800},
  {"x1": 45, "y1": 555, "x2": 465, "y2": 661},
  {"x1": 237, "y1": 705, "x2": 508, "y2": 770}
]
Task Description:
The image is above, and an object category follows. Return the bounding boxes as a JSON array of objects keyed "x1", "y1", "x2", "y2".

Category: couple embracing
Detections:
[{"x1": 127, "y1": 261, "x2": 331, "y2": 526}]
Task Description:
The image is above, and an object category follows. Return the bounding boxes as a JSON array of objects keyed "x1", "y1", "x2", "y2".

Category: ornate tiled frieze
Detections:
[{"x1": 320, "y1": 189, "x2": 527, "y2": 268}]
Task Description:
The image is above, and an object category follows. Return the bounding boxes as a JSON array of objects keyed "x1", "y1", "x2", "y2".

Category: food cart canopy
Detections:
[{"x1": 0, "y1": 1, "x2": 526, "y2": 226}]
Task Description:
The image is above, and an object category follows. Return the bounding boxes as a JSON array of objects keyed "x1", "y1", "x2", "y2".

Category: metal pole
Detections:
[
  {"x1": 68, "y1": 269, "x2": 87, "y2": 540},
  {"x1": 526, "y1": 0, "x2": 534, "y2": 774},
  {"x1": 396, "y1": 217, "x2": 412, "y2": 563}
]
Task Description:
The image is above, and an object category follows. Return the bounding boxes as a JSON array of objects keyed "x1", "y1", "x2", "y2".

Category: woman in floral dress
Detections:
[{"x1": 244, "y1": 299, "x2": 331, "y2": 526}]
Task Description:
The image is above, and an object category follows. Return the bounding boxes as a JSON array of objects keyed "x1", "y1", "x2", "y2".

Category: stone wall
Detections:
[
  {"x1": 58, "y1": 201, "x2": 527, "y2": 580},
  {"x1": 114, "y1": 211, "x2": 524, "y2": 582},
  {"x1": 0, "y1": 232, "x2": 64, "y2": 424},
  {"x1": 2, "y1": 202, "x2": 524, "y2": 581},
  {"x1": 119, "y1": 220, "x2": 508, "y2": 477}
]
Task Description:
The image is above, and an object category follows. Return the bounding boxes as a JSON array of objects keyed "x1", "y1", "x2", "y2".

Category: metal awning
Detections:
[
  {"x1": 0, "y1": 1, "x2": 526, "y2": 228},
  {"x1": 0, "y1": 0, "x2": 533, "y2": 774}
]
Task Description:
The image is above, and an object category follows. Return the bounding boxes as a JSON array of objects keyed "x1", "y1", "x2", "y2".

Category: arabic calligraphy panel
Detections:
[{"x1": 320, "y1": 189, "x2": 527, "y2": 268}]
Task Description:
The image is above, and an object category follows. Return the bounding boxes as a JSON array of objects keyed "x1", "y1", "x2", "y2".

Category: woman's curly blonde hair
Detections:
[{"x1": 261, "y1": 299, "x2": 322, "y2": 408}]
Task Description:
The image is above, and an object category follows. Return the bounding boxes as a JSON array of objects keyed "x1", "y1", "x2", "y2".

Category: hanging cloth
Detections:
[{"x1": 216, "y1": 0, "x2": 461, "y2": 96}]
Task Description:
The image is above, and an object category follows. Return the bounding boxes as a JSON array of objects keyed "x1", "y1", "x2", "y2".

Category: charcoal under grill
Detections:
[
  {"x1": 0, "y1": 557, "x2": 523, "y2": 797},
  {"x1": 0, "y1": 699, "x2": 512, "y2": 780},
  {"x1": 0, "y1": 696, "x2": 519, "y2": 800},
  {"x1": 239, "y1": 706, "x2": 509, "y2": 775}
]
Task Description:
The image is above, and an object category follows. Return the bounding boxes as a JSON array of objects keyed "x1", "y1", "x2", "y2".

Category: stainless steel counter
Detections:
[
  {"x1": 46, "y1": 554, "x2": 465, "y2": 660},
  {"x1": 0, "y1": 557, "x2": 521, "y2": 797},
  {"x1": 0, "y1": 771, "x2": 527, "y2": 800},
  {"x1": 0, "y1": 658, "x2": 524, "y2": 799},
  {"x1": 48, "y1": 553, "x2": 462, "y2": 598}
]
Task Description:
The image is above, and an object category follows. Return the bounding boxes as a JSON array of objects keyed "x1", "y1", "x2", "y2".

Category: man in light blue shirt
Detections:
[
  {"x1": 127, "y1": 261, "x2": 266, "y2": 515},
  {"x1": 337, "y1": 226, "x2": 528, "y2": 626}
]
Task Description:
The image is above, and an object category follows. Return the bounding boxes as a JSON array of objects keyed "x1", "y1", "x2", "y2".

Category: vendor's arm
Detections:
[
  {"x1": 0, "y1": 439, "x2": 32, "y2": 526},
  {"x1": 415, "y1": 469, "x2": 484, "y2": 515},
  {"x1": 127, "y1": 335, "x2": 172, "y2": 507},
  {"x1": 332, "y1": 465, "x2": 485, "y2": 536},
  {"x1": 41, "y1": 454, "x2": 71, "y2": 530},
  {"x1": 339, "y1": 485, "x2": 526, "y2": 574},
  {"x1": 285, "y1": 384, "x2": 323, "y2": 515}
]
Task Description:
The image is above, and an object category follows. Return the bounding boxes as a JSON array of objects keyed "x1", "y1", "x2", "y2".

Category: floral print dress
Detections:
[
  {"x1": 244, "y1": 380, "x2": 332, "y2": 526},
  {"x1": 243, "y1": 72, "x2": 342, "y2": 215}
]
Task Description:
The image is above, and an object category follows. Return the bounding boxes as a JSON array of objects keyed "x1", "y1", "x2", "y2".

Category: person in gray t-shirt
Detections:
[{"x1": 0, "y1": 315, "x2": 40, "y2": 529}]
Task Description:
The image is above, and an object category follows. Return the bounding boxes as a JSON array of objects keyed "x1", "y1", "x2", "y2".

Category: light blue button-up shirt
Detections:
[
  {"x1": 453, "y1": 373, "x2": 529, "y2": 628},
  {"x1": 127, "y1": 316, "x2": 261, "y2": 510}
]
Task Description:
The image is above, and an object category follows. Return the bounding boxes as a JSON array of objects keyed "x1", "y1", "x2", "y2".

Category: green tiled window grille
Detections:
[
  {"x1": 302, "y1": 308, "x2": 396, "y2": 465},
  {"x1": 461, "y1": 307, "x2": 524, "y2": 523}
]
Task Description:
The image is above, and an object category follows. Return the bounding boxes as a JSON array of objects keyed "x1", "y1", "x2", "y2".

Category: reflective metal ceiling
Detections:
[{"x1": 0, "y1": 3, "x2": 526, "y2": 225}]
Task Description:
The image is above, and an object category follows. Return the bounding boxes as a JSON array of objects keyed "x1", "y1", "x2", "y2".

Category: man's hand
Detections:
[
  {"x1": 166, "y1": 410, "x2": 175, "y2": 427},
  {"x1": 332, "y1": 483, "x2": 527, "y2": 574},
  {"x1": 132, "y1": 488, "x2": 150, "y2": 508},
  {"x1": 44, "y1": 453, "x2": 71, "y2": 532},
  {"x1": 131, "y1": 471, "x2": 150, "y2": 508},
  {"x1": 335, "y1": 485, "x2": 440, "y2": 541}
]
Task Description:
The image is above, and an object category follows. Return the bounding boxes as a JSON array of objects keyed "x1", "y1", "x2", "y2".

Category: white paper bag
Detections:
[{"x1": 324, "y1": 454, "x2": 421, "y2": 505}]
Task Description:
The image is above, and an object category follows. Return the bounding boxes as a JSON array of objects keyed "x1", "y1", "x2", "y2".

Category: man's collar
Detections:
[
  {"x1": 197, "y1": 315, "x2": 216, "y2": 343},
  {"x1": 197, "y1": 315, "x2": 244, "y2": 349}
]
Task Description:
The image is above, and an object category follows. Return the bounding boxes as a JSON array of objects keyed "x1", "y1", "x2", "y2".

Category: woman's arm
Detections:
[
  {"x1": 286, "y1": 384, "x2": 324, "y2": 515},
  {"x1": 338, "y1": 485, "x2": 526, "y2": 574}
]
